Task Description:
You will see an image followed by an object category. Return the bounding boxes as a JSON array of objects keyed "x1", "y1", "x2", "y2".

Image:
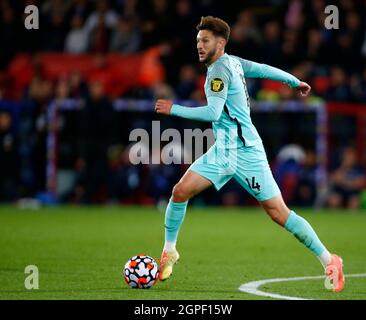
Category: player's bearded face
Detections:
[
  {"x1": 197, "y1": 30, "x2": 219, "y2": 64},
  {"x1": 201, "y1": 47, "x2": 216, "y2": 64}
]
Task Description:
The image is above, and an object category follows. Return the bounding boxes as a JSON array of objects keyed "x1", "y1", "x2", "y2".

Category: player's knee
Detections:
[{"x1": 172, "y1": 183, "x2": 191, "y2": 202}]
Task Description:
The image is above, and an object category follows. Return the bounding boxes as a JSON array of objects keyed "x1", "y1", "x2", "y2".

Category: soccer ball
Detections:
[{"x1": 123, "y1": 255, "x2": 159, "y2": 289}]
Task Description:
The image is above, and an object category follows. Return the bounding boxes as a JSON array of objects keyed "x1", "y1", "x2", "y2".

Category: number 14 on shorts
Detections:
[{"x1": 245, "y1": 177, "x2": 261, "y2": 192}]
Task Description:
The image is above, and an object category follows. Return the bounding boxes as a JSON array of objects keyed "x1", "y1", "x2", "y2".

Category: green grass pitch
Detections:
[{"x1": 0, "y1": 205, "x2": 365, "y2": 300}]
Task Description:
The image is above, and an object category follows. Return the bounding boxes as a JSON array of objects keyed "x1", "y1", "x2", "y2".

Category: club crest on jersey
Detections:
[{"x1": 210, "y1": 78, "x2": 224, "y2": 92}]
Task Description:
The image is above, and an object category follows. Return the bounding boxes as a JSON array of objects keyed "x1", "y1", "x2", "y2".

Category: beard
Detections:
[{"x1": 200, "y1": 48, "x2": 216, "y2": 65}]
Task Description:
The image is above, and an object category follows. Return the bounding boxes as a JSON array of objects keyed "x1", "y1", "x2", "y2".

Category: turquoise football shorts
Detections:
[{"x1": 188, "y1": 143, "x2": 281, "y2": 201}]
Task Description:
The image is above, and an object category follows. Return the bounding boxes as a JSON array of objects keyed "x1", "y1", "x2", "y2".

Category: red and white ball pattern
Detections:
[{"x1": 123, "y1": 255, "x2": 159, "y2": 289}]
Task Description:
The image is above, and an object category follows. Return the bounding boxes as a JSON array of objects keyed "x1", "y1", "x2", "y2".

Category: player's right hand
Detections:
[{"x1": 155, "y1": 99, "x2": 173, "y2": 115}]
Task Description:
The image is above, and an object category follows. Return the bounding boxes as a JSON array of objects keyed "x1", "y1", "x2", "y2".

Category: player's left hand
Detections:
[
  {"x1": 155, "y1": 99, "x2": 173, "y2": 115},
  {"x1": 297, "y1": 81, "x2": 311, "y2": 97}
]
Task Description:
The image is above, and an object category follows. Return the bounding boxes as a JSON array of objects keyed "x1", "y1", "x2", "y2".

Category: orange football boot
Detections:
[{"x1": 325, "y1": 254, "x2": 345, "y2": 293}]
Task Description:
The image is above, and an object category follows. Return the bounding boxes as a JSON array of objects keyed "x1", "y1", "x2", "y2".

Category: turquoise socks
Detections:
[
  {"x1": 164, "y1": 199, "x2": 188, "y2": 244},
  {"x1": 284, "y1": 211, "x2": 327, "y2": 257}
]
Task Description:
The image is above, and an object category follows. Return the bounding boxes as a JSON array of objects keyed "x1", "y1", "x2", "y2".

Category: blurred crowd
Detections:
[
  {"x1": 1, "y1": 0, "x2": 366, "y2": 208},
  {"x1": 272, "y1": 144, "x2": 366, "y2": 209},
  {"x1": 0, "y1": 0, "x2": 366, "y2": 102},
  {"x1": 2, "y1": 101, "x2": 366, "y2": 209}
]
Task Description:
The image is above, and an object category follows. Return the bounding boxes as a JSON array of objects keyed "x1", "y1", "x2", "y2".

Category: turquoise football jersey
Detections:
[
  {"x1": 204, "y1": 53, "x2": 300, "y2": 148},
  {"x1": 171, "y1": 53, "x2": 300, "y2": 149}
]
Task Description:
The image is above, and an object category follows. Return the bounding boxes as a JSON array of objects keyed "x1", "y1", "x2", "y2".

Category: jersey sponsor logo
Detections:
[{"x1": 210, "y1": 78, "x2": 224, "y2": 92}]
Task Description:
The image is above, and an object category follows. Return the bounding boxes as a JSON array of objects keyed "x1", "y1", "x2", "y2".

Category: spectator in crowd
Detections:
[
  {"x1": 68, "y1": 71, "x2": 89, "y2": 98},
  {"x1": 336, "y1": 31, "x2": 359, "y2": 72},
  {"x1": 107, "y1": 145, "x2": 143, "y2": 203},
  {"x1": 0, "y1": 72, "x2": 11, "y2": 99},
  {"x1": 261, "y1": 21, "x2": 282, "y2": 66},
  {"x1": 235, "y1": 9, "x2": 262, "y2": 44},
  {"x1": 228, "y1": 10, "x2": 262, "y2": 60},
  {"x1": 280, "y1": 28, "x2": 305, "y2": 69},
  {"x1": 140, "y1": 0, "x2": 172, "y2": 49},
  {"x1": 120, "y1": 0, "x2": 140, "y2": 18},
  {"x1": 171, "y1": 0, "x2": 198, "y2": 63},
  {"x1": 175, "y1": 64, "x2": 197, "y2": 100},
  {"x1": 228, "y1": 23, "x2": 261, "y2": 61},
  {"x1": 327, "y1": 147, "x2": 365, "y2": 209},
  {"x1": 152, "y1": 81, "x2": 175, "y2": 100},
  {"x1": 145, "y1": 144, "x2": 184, "y2": 203},
  {"x1": 305, "y1": 28, "x2": 329, "y2": 66},
  {"x1": 146, "y1": 161, "x2": 181, "y2": 203},
  {"x1": 110, "y1": 16, "x2": 141, "y2": 53},
  {"x1": 67, "y1": 0, "x2": 93, "y2": 22},
  {"x1": 273, "y1": 144, "x2": 306, "y2": 204},
  {"x1": 293, "y1": 149, "x2": 317, "y2": 206},
  {"x1": 54, "y1": 77, "x2": 70, "y2": 103},
  {"x1": 21, "y1": 70, "x2": 54, "y2": 195},
  {"x1": 0, "y1": 111, "x2": 19, "y2": 201},
  {"x1": 76, "y1": 80, "x2": 116, "y2": 203},
  {"x1": 362, "y1": 31, "x2": 366, "y2": 58},
  {"x1": 64, "y1": 15, "x2": 88, "y2": 53},
  {"x1": 84, "y1": 0, "x2": 119, "y2": 35},
  {"x1": 325, "y1": 67, "x2": 352, "y2": 101},
  {"x1": 344, "y1": 11, "x2": 363, "y2": 49},
  {"x1": 86, "y1": 54, "x2": 114, "y2": 96},
  {"x1": 41, "y1": 12, "x2": 68, "y2": 51},
  {"x1": 285, "y1": 0, "x2": 304, "y2": 30},
  {"x1": 88, "y1": 14, "x2": 112, "y2": 53},
  {"x1": 352, "y1": 67, "x2": 366, "y2": 102},
  {"x1": 0, "y1": 3, "x2": 18, "y2": 70},
  {"x1": 41, "y1": 0, "x2": 70, "y2": 18},
  {"x1": 54, "y1": 77, "x2": 83, "y2": 198}
]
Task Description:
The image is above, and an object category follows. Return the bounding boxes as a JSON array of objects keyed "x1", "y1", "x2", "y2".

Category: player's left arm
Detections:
[
  {"x1": 238, "y1": 57, "x2": 311, "y2": 96},
  {"x1": 296, "y1": 81, "x2": 311, "y2": 97}
]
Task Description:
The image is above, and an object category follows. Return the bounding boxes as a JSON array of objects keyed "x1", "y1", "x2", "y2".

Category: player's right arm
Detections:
[
  {"x1": 155, "y1": 96, "x2": 225, "y2": 122},
  {"x1": 155, "y1": 61, "x2": 231, "y2": 121}
]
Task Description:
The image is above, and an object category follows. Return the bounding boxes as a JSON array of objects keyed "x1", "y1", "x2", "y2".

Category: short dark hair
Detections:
[{"x1": 196, "y1": 16, "x2": 230, "y2": 42}]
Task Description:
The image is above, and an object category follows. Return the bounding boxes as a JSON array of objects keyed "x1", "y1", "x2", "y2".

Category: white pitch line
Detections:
[{"x1": 238, "y1": 273, "x2": 366, "y2": 300}]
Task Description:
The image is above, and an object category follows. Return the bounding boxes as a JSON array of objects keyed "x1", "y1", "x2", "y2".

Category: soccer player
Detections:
[{"x1": 154, "y1": 16, "x2": 344, "y2": 292}]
